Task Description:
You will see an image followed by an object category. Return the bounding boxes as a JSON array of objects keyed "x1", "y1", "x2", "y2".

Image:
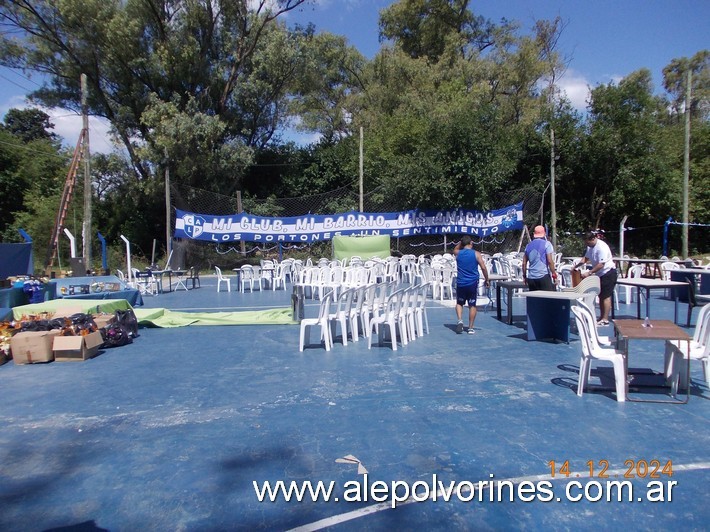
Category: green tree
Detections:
[
  {"x1": 0, "y1": 115, "x2": 67, "y2": 241},
  {"x1": 378, "y1": 0, "x2": 509, "y2": 62},
  {"x1": 0, "y1": 0, "x2": 311, "y2": 184},
  {"x1": 2, "y1": 108, "x2": 59, "y2": 143},
  {"x1": 580, "y1": 70, "x2": 681, "y2": 238}
]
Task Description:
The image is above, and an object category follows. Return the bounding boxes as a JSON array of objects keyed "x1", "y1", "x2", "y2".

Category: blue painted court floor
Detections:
[{"x1": 1, "y1": 277, "x2": 708, "y2": 531}]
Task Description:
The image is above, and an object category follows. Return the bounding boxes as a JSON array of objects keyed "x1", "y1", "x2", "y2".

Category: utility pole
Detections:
[
  {"x1": 550, "y1": 127, "x2": 557, "y2": 249},
  {"x1": 81, "y1": 74, "x2": 92, "y2": 270},
  {"x1": 682, "y1": 69, "x2": 691, "y2": 259},
  {"x1": 165, "y1": 152, "x2": 172, "y2": 260},
  {"x1": 359, "y1": 126, "x2": 364, "y2": 212}
]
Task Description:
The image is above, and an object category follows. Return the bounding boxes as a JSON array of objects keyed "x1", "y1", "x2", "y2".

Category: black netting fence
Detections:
[{"x1": 169, "y1": 182, "x2": 544, "y2": 270}]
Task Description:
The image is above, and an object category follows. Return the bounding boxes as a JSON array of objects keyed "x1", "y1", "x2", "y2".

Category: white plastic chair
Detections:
[
  {"x1": 239, "y1": 265, "x2": 256, "y2": 292},
  {"x1": 620, "y1": 264, "x2": 645, "y2": 304},
  {"x1": 664, "y1": 303, "x2": 710, "y2": 392},
  {"x1": 360, "y1": 283, "x2": 379, "y2": 339},
  {"x1": 329, "y1": 288, "x2": 356, "y2": 346},
  {"x1": 215, "y1": 266, "x2": 231, "y2": 292},
  {"x1": 299, "y1": 292, "x2": 334, "y2": 352},
  {"x1": 272, "y1": 263, "x2": 287, "y2": 291},
  {"x1": 439, "y1": 267, "x2": 455, "y2": 301},
  {"x1": 414, "y1": 283, "x2": 431, "y2": 337},
  {"x1": 369, "y1": 289, "x2": 405, "y2": 351},
  {"x1": 349, "y1": 286, "x2": 367, "y2": 342},
  {"x1": 571, "y1": 305, "x2": 627, "y2": 402}
]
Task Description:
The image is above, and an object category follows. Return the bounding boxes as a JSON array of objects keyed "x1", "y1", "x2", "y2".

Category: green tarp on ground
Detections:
[
  {"x1": 133, "y1": 308, "x2": 296, "y2": 327},
  {"x1": 12, "y1": 298, "x2": 133, "y2": 319},
  {"x1": 12, "y1": 298, "x2": 295, "y2": 327}
]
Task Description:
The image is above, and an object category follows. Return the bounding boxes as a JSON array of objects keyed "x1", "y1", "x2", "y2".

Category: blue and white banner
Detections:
[{"x1": 174, "y1": 203, "x2": 524, "y2": 243}]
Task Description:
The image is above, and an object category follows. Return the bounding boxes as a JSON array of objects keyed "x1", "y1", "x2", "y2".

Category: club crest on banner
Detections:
[
  {"x1": 502, "y1": 208, "x2": 518, "y2": 229},
  {"x1": 181, "y1": 214, "x2": 206, "y2": 239}
]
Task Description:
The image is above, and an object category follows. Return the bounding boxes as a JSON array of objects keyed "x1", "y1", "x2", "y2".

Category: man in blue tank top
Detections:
[
  {"x1": 453, "y1": 235, "x2": 490, "y2": 334},
  {"x1": 522, "y1": 225, "x2": 558, "y2": 291}
]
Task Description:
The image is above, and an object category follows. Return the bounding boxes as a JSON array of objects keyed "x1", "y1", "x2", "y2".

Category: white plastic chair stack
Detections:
[
  {"x1": 571, "y1": 305, "x2": 627, "y2": 402},
  {"x1": 563, "y1": 275, "x2": 600, "y2": 313}
]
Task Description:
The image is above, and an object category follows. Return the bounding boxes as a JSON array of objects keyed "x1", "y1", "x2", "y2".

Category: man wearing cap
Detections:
[
  {"x1": 577, "y1": 231, "x2": 617, "y2": 326},
  {"x1": 522, "y1": 225, "x2": 557, "y2": 292}
]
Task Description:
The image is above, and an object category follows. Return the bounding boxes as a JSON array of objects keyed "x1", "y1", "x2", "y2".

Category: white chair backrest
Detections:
[
  {"x1": 628, "y1": 264, "x2": 645, "y2": 279},
  {"x1": 660, "y1": 261, "x2": 681, "y2": 280},
  {"x1": 317, "y1": 292, "x2": 333, "y2": 321},
  {"x1": 572, "y1": 304, "x2": 609, "y2": 354},
  {"x1": 573, "y1": 300, "x2": 608, "y2": 348},
  {"x1": 240, "y1": 265, "x2": 254, "y2": 279},
  {"x1": 693, "y1": 303, "x2": 710, "y2": 346}
]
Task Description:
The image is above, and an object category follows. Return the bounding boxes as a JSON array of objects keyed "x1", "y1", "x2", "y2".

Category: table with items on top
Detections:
[{"x1": 613, "y1": 319, "x2": 691, "y2": 404}]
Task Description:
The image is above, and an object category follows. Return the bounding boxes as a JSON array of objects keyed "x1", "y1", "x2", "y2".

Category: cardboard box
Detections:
[
  {"x1": 53, "y1": 331, "x2": 104, "y2": 362},
  {"x1": 93, "y1": 313, "x2": 116, "y2": 330},
  {"x1": 11, "y1": 330, "x2": 63, "y2": 364}
]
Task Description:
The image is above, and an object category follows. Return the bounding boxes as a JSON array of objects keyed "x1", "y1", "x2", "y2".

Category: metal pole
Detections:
[
  {"x1": 619, "y1": 215, "x2": 628, "y2": 259},
  {"x1": 359, "y1": 126, "x2": 364, "y2": 212},
  {"x1": 236, "y1": 190, "x2": 246, "y2": 254},
  {"x1": 165, "y1": 157, "x2": 172, "y2": 260},
  {"x1": 81, "y1": 74, "x2": 92, "y2": 270},
  {"x1": 682, "y1": 69, "x2": 691, "y2": 259},
  {"x1": 550, "y1": 127, "x2": 557, "y2": 249},
  {"x1": 663, "y1": 217, "x2": 672, "y2": 258}
]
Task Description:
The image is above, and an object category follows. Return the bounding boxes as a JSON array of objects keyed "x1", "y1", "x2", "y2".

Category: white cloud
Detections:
[
  {"x1": 45, "y1": 109, "x2": 116, "y2": 155},
  {"x1": 557, "y1": 70, "x2": 591, "y2": 111},
  {"x1": 1, "y1": 96, "x2": 116, "y2": 154}
]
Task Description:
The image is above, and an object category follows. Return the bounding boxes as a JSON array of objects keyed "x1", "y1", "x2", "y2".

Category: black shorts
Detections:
[
  {"x1": 456, "y1": 283, "x2": 478, "y2": 307},
  {"x1": 527, "y1": 275, "x2": 555, "y2": 292},
  {"x1": 599, "y1": 269, "x2": 618, "y2": 299}
]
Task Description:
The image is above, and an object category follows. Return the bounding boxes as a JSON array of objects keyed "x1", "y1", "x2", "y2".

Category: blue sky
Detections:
[{"x1": 1, "y1": 0, "x2": 708, "y2": 153}]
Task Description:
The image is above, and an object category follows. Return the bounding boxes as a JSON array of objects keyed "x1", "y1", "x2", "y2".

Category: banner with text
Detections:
[{"x1": 174, "y1": 203, "x2": 524, "y2": 243}]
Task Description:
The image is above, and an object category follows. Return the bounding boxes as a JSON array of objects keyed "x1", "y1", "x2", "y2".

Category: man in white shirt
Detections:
[{"x1": 578, "y1": 231, "x2": 618, "y2": 326}]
